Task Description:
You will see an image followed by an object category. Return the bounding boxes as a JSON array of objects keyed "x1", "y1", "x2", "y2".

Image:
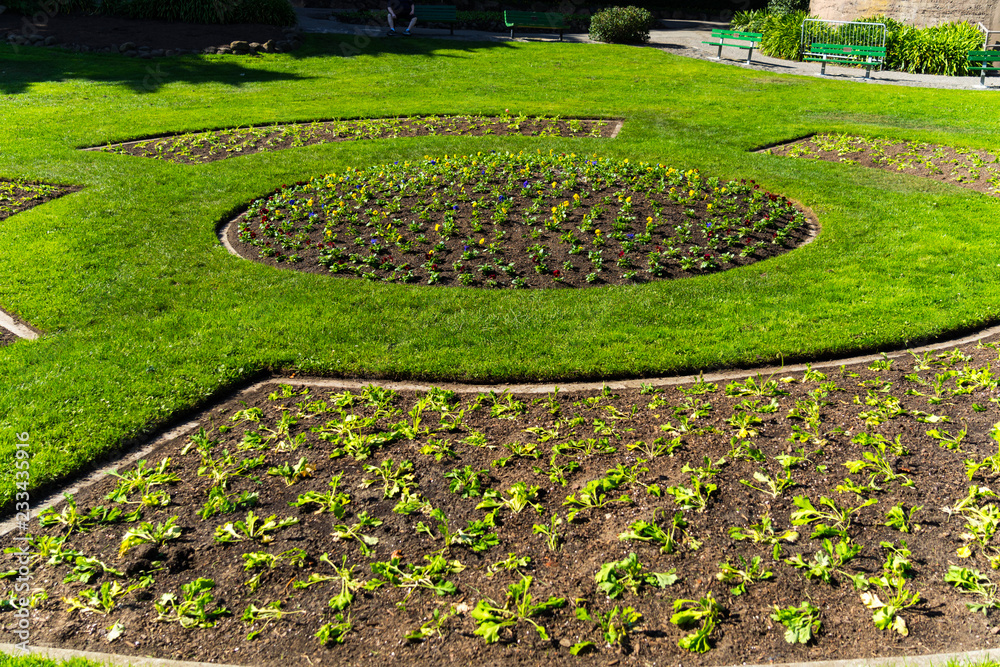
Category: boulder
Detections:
[
  {"x1": 230, "y1": 40, "x2": 251, "y2": 54},
  {"x1": 43, "y1": 35, "x2": 57, "y2": 46},
  {"x1": 262, "y1": 39, "x2": 276, "y2": 53},
  {"x1": 119, "y1": 41, "x2": 136, "y2": 52}
]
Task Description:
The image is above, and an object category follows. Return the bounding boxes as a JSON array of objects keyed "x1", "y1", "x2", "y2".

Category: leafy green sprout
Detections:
[
  {"x1": 575, "y1": 604, "x2": 643, "y2": 650},
  {"x1": 242, "y1": 600, "x2": 305, "y2": 640},
  {"x1": 532, "y1": 514, "x2": 563, "y2": 552},
  {"x1": 595, "y1": 552, "x2": 678, "y2": 599},
  {"x1": 471, "y1": 575, "x2": 566, "y2": 643},
  {"x1": 118, "y1": 516, "x2": 182, "y2": 557},
  {"x1": 716, "y1": 556, "x2": 773, "y2": 595},
  {"x1": 770, "y1": 602, "x2": 821, "y2": 644},
  {"x1": 670, "y1": 593, "x2": 724, "y2": 653},
  {"x1": 619, "y1": 510, "x2": 701, "y2": 554},
  {"x1": 214, "y1": 511, "x2": 300, "y2": 545},
  {"x1": 154, "y1": 578, "x2": 231, "y2": 628},
  {"x1": 316, "y1": 613, "x2": 353, "y2": 645}
]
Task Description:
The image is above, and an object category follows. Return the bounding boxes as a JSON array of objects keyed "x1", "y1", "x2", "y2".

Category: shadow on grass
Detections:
[
  {"x1": 0, "y1": 44, "x2": 307, "y2": 95},
  {"x1": 0, "y1": 32, "x2": 516, "y2": 95}
]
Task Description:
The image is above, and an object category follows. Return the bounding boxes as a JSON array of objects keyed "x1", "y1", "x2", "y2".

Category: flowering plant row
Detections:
[
  {"x1": 98, "y1": 113, "x2": 616, "y2": 165},
  {"x1": 234, "y1": 152, "x2": 809, "y2": 288}
]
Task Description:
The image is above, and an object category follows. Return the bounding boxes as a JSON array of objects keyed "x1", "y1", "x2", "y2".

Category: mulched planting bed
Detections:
[
  {"x1": 765, "y1": 133, "x2": 1000, "y2": 197},
  {"x1": 92, "y1": 115, "x2": 619, "y2": 165},
  {"x1": 7, "y1": 340, "x2": 1000, "y2": 665},
  {"x1": 0, "y1": 328, "x2": 18, "y2": 347},
  {"x1": 0, "y1": 179, "x2": 79, "y2": 222},
  {"x1": 226, "y1": 151, "x2": 813, "y2": 289}
]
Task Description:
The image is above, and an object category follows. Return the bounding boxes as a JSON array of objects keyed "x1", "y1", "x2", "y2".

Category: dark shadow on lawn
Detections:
[
  {"x1": 285, "y1": 31, "x2": 518, "y2": 62},
  {"x1": 0, "y1": 45, "x2": 307, "y2": 95}
]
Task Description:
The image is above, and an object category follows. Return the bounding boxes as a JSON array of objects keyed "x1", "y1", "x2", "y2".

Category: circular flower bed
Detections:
[{"x1": 231, "y1": 152, "x2": 813, "y2": 288}]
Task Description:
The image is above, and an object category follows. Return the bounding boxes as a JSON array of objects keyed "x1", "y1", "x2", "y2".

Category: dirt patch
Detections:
[
  {"x1": 223, "y1": 152, "x2": 814, "y2": 289},
  {"x1": 765, "y1": 134, "x2": 1000, "y2": 198},
  {"x1": 6, "y1": 337, "x2": 1000, "y2": 665},
  {"x1": 93, "y1": 116, "x2": 620, "y2": 164},
  {"x1": 0, "y1": 328, "x2": 19, "y2": 347},
  {"x1": 0, "y1": 179, "x2": 80, "y2": 223}
]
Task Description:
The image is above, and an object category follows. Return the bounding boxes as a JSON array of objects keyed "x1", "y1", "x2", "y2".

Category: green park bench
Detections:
[
  {"x1": 702, "y1": 28, "x2": 763, "y2": 64},
  {"x1": 969, "y1": 50, "x2": 1000, "y2": 87},
  {"x1": 803, "y1": 43, "x2": 886, "y2": 79},
  {"x1": 415, "y1": 5, "x2": 458, "y2": 34},
  {"x1": 503, "y1": 10, "x2": 567, "y2": 41}
]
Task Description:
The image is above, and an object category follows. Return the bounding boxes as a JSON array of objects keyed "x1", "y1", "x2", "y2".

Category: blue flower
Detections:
[
  {"x1": 452, "y1": 205, "x2": 459, "y2": 210},
  {"x1": 370, "y1": 238, "x2": 378, "y2": 244},
  {"x1": 498, "y1": 195, "x2": 504, "y2": 201},
  {"x1": 430, "y1": 160, "x2": 437, "y2": 165},
  {"x1": 627, "y1": 233, "x2": 634, "y2": 239},
  {"x1": 523, "y1": 181, "x2": 530, "y2": 188}
]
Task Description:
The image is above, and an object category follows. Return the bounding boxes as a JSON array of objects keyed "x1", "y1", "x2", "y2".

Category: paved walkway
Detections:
[{"x1": 295, "y1": 8, "x2": 994, "y2": 91}]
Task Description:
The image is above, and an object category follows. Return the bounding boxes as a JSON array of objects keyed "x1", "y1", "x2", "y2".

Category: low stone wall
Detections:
[{"x1": 809, "y1": 0, "x2": 1000, "y2": 29}]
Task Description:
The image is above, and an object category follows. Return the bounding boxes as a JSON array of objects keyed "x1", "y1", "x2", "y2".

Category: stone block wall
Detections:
[{"x1": 809, "y1": 0, "x2": 1000, "y2": 30}]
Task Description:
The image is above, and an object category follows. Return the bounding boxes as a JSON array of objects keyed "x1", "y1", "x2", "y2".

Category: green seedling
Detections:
[
  {"x1": 393, "y1": 487, "x2": 433, "y2": 515},
  {"x1": 416, "y1": 508, "x2": 498, "y2": 553},
  {"x1": 563, "y1": 477, "x2": 631, "y2": 521},
  {"x1": 39, "y1": 494, "x2": 136, "y2": 535},
  {"x1": 198, "y1": 487, "x2": 258, "y2": 520},
  {"x1": 790, "y1": 495, "x2": 877, "y2": 538},
  {"x1": 316, "y1": 613, "x2": 353, "y2": 645},
  {"x1": 63, "y1": 555, "x2": 124, "y2": 585},
  {"x1": 420, "y1": 438, "x2": 456, "y2": 461},
  {"x1": 214, "y1": 511, "x2": 300, "y2": 545},
  {"x1": 670, "y1": 593, "x2": 724, "y2": 653},
  {"x1": 155, "y1": 578, "x2": 230, "y2": 628},
  {"x1": 853, "y1": 431, "x2": 908, "y2": 456},
  {"x1": 406, "y1": 606, "x2": 459, "y2": 642},
  {"x1": 964, "y1": 422, "x2": 1000, "y2": 480},
  {"x1": 532, "y1": 514, "x2": 563, "y2": 552},
  {"x1": 106, "y1": 621, "x2": 125, "y2": 643},
  {"x1": 444, "y1": 465, "x2": 486, "y2": 497},
  {"x1": 724, "y1": 374, "x2": 787, "y2": 398},
  {"x1": 486, "y1": 553, "x2": 531, "y2": 577},
  {"x1": 771, "y1": 602, "x2": 821, "y2": 644},
  {"x1": 665, "y1": 476, "x2": 716, "y2": 512},
  {"x1": 63, "y1": 581, "x2": 138, "y2": 615},
  {"x1": 242, "y1": 548, "x2": 307, "y2": 591},
  {"x1": 105, "y1": 457, "x2": 180, "y2": 503},
  {"x1": 784, "y1": 538, "x2": 863, "y2": 585},
  {"x1": 679, "y1": 372, "x2": 718, "y2": 395},
  {"x1": 242, "y1": 600, "x2": 305, "y2": 640},
  {"x1": 288, "y1": 473, "x2": 350, "y2": 517},
  {"x1": 18, "y1": 534, "x2": 79, "y2": 567},
  {"x1": 267, "y1": 456, "x2": 315, "y2": 486},
  {"x1": 740, "y1": 467, "x2": 795, "y2": 498},
  {"x1": 595, "y1": 552, "x2": 677, "y2": 599},
  {"x1": 119, "y1": 516, "x2": 182, "y2": 557},
  {"x1": 552, "y1": 437, "x2": 617, "y2": 457},
  {"x1": 926, "y1": 425, "x2": 967, "y2": 451},
  {"x1": 627, "y1": 436, "x2": 681, "y2": 458},
  {"x1": 861, "y1": 573, "x2": 920, "y2": 636},
  {"x1": 361, "y1": 459, "x2": 415, "y2": 499},
  {"x1": 843, "y1": 448, "x2": 914, "y2": 489},
  {"x1": 181, "y1": 427, "x2": 219, "y2": 455},
  {"x1": 716, "y1": 556, "x2": 772, "y2": 595},
  {"x1": 317, "y1": 554, "x2": 368, "y2": 611},
  {"x1": 726, "y1": 411, "x2": 762, "y2": 439},
  {"x1": 575, "y1": 604, "x2": 642, "y2": 650},
  {"x1": 197, "y1": 450, "x2": 265, "y2": 490},
  {"x1": 532, "y1": 455, "x2": 580, "y2": 486},
  {"x1": 471, "y1": 575, "x2": 566, "y2": 643},
  {"x1": 369, "y1": 554, "x2": 464, "y2": 601},
  {"x1": 331, "y1": 511, "x2": 382, "y2": 556},
  {"x1": 619, "y1": 510, "x2": 700, "y2": 554},
  {"x1": 884, "y1": 504, "x2": 922, "y2": 533},
  {"x1": 478, "y1": 482, "x2": 543, "y2": 515},
  {"x1": 944, "y1": 566, "x2": 1000, "y2": 614},
  {"x1": 606, "y1": 460, "x2": 662, "y2": 497},
  {"x1": 489, "y1": 391, "x2": 527, "y2": 419}
]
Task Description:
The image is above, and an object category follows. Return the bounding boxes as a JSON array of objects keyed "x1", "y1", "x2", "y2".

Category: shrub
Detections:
[
  {"x1": 758, "y1": 10, "x2": 810, "y2": 60},
  {"x1": 589, "y1": 6, "x2": 656, "y2": 44},
  {"x1": 765, "y1": 0, "x2": 807, "y2": 16}
]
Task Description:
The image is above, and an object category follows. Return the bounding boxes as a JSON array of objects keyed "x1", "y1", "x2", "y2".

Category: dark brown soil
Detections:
[
  {"x1": 0, "y1": 13, "x2": 290, "y2": 53},
  {"x1": 7, "y1": 336, "x2": 1000, "y2": 665},
  {"x1": 96, "y1": 117, "x2": 620, "y2": 164},
  {"x1": 765, "y1": 134, "x2": 1000, "y2": 198},
  {"x1": 0, "y1": 328, "x2": 18, "y2": 347},
  {"x1": 0, "y1": 180, "x2": 80, "y2": 223}
]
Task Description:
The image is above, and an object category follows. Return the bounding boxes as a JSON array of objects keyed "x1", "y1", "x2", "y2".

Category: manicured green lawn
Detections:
[{"x1": 1, "y1": 34, "x2": 1000, "y2": 507}]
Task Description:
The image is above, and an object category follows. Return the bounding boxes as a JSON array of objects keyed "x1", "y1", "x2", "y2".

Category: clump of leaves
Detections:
[
  {"x1": 288, "y1": 473, "x2": 351, "y2": 517},
  {"x1": 214, "y1": 511, "x2": 300, "y2": 545},
  {"x1": 267, "y1": 456, "x2": 315, "y2": 486},
  {"x1": 316, "y1": 613, "x2": 353, "y2": 645},
  {"x1": 716, "y1": 556, "x2": 772, "y2": 595},
  {"x1": 771, "y1": 601, "x2": 821, "y2": 644},
  {"x1": 670, "y1": 593, "x2": 724, "y2": 653},
  {"x1": 63, "y1": 581, "x2": 139, "y2": 615},
  {"x1": 154, "y1": 578, "x2": 231, "y2": 628},
  {"x1": 595, "y1": 552, "x2": 678, "y2": 599},
  {"x1": 416, "y1": 508, "x2": 499, "y2": 553},
  {"x1": 564, "y1": 476, "x2": 631, "y2": 521},
  {"x1": 575, "y1": 604, "x2": 643, "y2": 650},
  {"x1": 119, "y1": 516, "x2": 182, "y2": 557},
  {"x1": 944, "y1": 565, "x2": 1000, "y2": 615},
  {"x1": 331, "y1": 511, "x2": 382, "y2": 556},
  {"x1": 361, "y1": 459, "x2": 416, "y2": 498},
  {"x1": 406, "y1": 606, "x2": 459, "y2": 642},
  {"x1": 471, "y1": 575, "x2": 566, "y2": 643},
  {"x1": 619, "y1": 510, "x2": 701, "y2": 554},
  {"x1": 478, "y1": 482, "x2": 543, "y2": 515},
  {"x1": 790, "y1": 494, "x2": 877, "y2": 538},
  {"x1": 532, "y1": 514, "x2": 563, "y2": 551},
  {"x1": 728, "y1": 513, "x2": 799, "y2": 560},
  {"x1": 369, "y1": 554, "x2": 464, "y2": 601},
  {"x1": 242, "y1": 600, "x2": 305, "y2": 640}
]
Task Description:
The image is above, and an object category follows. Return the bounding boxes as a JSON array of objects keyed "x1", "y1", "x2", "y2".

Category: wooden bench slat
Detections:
[
  {"x1": 701, "y1": 28, "x2": 760, "y2": 63},
  {"x1": 412, "y1": 5, "x2": 458, "y2": 34}
]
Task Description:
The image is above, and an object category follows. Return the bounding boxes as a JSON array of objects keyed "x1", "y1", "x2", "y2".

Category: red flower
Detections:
[
  {"x1": 249, "y1": 231, "x2": 257, "y2": 239},
  {"x1": 703, "y1": 253, "x2": 711, "y2": 259},
  {"x1": 618, "y1": 251, "x2": 624, "y2": 258},
  {"x1": 553, "y1": 269, "x2": 561, "y2": 277}
]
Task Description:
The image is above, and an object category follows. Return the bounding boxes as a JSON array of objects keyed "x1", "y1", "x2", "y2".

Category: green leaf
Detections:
[{"x1": 569, "y1": 640, "x2": 596, "y2": 655}]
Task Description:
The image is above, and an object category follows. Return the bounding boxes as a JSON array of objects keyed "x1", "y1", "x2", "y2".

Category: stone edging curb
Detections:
[
  {"x1": 0, "y1": 642, "x2": 243, "y2": 667},
  {"x1": 4, "y1": 632, "x2": 1000, "y2": 667},
  {"x1": 0, "y1": 307, "x2": 38, "y2": 340}
]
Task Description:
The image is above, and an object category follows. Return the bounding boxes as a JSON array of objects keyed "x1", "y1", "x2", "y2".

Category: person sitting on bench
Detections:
[{"x1": 388, "y1": 0, "x2": 417, "y2": 35}]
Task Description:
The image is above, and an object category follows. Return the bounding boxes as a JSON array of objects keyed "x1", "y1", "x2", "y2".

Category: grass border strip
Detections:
[{"x1": 0, "y1": 643, "x2": 243, "y2": 667}]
